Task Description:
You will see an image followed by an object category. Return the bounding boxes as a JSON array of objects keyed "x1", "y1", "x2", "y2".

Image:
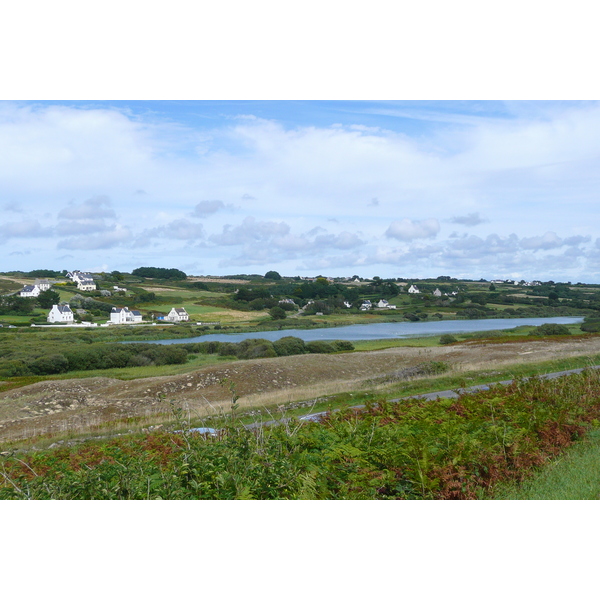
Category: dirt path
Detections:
[{"x1": 1, "y1": 336, "x2": 599, "y2": 442}]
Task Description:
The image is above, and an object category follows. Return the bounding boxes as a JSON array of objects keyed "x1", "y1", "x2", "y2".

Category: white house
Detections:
[
  {"x1": 377, "y1": 299, "x2": 397, "y2": 309},
  {"x1": 360, "y1": 300, "x2": 372, "y2": 311},
  {"x1": 110, "y1": 306, "x2": 143, "y2": 324},
  {"x1": 77, "y1": 278, "x2": 96, "y2": 291},
  {"x1": 67, "y1": 270, "x2": 97, "y2": 291},
  {"x1": 47, "y1": 304, "x2": 74, "y2": 323},
  {"x1": 408, "y1": 285, "x2": 420, "y2": 294},
  {"x1": 35, "y1": 279, "x2": 51, "y2": 291},
  {"x1": 433, "y1": 288, "x2": 442, "y2": 297},
  {"x1": 20, "y1": 284, "x2": 41, "y2": 297},
  {"x1": 166, "y1": 307, "x2": 189, "y2": 322}
]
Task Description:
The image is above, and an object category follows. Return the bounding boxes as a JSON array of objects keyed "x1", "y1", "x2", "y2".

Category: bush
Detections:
[
  {"x1": 273, "y1": 336, "x2": 307, "y2": 357},
  {"x1": 218, "y1": 342, "x2": 239, "y2": 357},
  {"x1": 29, "y1": 354, "x2": 69, "y2": 375},
  {"x1": 332, "y1": 340, "x2": 354, "y2": 352},
  {"x1": 0, "y1": 360, "x2": 30, "y2": 377},
  {"x1": 528, "y1": 323, "x2": 571, "y2": 336},
  {"x1": 236, "y1": 339, "x2": 277, "y2": 360},
  {"x1": 439, "y1": 334, "x2": 458, "y2": 345},
  {"x1": 306, "y1": 341, "x2": 336, "y2": 354},
  {"x1": 269, "y1": 306, "x2": 286, "y2": 320},
  {"x1": 580, "y1": 319, "x2": 600, "y2": 333}
]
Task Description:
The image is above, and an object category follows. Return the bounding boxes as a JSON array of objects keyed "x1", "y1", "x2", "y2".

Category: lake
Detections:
[{"x1": 147, "y1": 316, "x2": 584, "y2": 345}]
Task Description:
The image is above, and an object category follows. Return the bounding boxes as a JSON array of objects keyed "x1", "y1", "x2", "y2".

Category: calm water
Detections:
[{"x1": 148, "y1": 316, "x2": 584, "y2": 345}]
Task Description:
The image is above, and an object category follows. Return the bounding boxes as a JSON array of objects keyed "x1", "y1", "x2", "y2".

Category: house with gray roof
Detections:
[
  {"x1": 47, "y1": 304, "x2": 74, "y2": 323},
  {"x1": 19, "y1": 284, "x2": 41, "y2": 297},
  {"x1": 166, "y1": 307, "x2": 189, "y2": 322},
  {"x1": 110, "y1": 306, "x2": 143, "y2": 324}
]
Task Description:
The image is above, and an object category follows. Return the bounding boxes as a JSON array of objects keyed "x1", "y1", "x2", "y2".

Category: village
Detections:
[{"x1": 13, "y1": 270, "x2": 190, "y2": 327}]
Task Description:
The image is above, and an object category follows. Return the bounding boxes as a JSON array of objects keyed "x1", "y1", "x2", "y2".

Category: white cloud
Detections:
[
  {"x1": 0, "y1": 219, "x2": 53, "y2": 242},
  {"x1": 210, "y1": 217, "x2": 290, "y2": 246},
  {"x1": 55, "y1": 219, "x2": 112, "y2": 235},
  {"x1": 519, "y1": 232, "x2": 563, "y2": 251},
  {"x1": 3, "y1": 201, "x2": 24, "y2": 213},
  {"x1": 57, "y1": 225, "x2": 132, "y2": 250},
  {"x1": 450, "y1": 212, "x2": 486, "y2": 227},
  {"x1": 190, "y1": 200, "x2": 233, "y2": 218},
  {"x1": 142, "y1": 219, "x2": 205, "y2": 241},
  {"x1": 58, "y1": 195, "x2": 116, "y2": 220},
  {"x1": 385, "y1": 218, "x2": 440, "y2": 241}
]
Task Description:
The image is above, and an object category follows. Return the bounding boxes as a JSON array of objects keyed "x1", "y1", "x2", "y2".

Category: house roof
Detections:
[
  {"x1": 56, "y1": 304, "x2": 72, "y2": 313},
  {"x1": 22, "y1": 285, "x2": 37, "y2": 292}
]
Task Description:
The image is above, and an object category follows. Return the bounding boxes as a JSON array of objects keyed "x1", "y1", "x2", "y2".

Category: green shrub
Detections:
[
  {"x1": 29, "y1": 353, "x2": 69, "y2": 375},
  {"x1": 439, "y1": 334, "x2": 458, "y2": 345},
  {"x1": 332, "y1": 340, "x2": 355, "y2": 352},
  {"x1": 580, "y1": 319, "x2": 600, "y2": 333},
  {"x1": 528, "y1": 323, "x2": 571, "y2": 336},
  {"x1": 236, "y1": 339, "x2": 277, "y2": 360},
  {"x1": 218, "y1": 342, "x2": 239, "y2": 357},
  {"x1": 0, "y1": 359, "x2": 30, "y2": 377},
  {"x1": 306, "y1": 341, "x2": 336, "y2": 354},
  {"x1": 273, "y1": 336, "x2": 307, "y2": 356},
  {"x1": 269, "y1": 306, "x2": 286, "y2": 320}
]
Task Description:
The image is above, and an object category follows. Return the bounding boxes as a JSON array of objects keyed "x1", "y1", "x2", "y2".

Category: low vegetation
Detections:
[
  {"x1": 2, "y1": 369, "x2": 600, "y2": 499},
  {"x1": 0, "y1": 335, "x2": 354, "y2": 378}
]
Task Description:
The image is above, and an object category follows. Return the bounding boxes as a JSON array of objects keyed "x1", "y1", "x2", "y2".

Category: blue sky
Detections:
[{"x1": 2, "y1": 100, "x2": 600, "y2": 281}]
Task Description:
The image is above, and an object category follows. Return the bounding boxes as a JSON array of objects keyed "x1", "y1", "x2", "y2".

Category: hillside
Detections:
[{"x1": 2, "y1": 335, "x2": 600, "y2": 443}]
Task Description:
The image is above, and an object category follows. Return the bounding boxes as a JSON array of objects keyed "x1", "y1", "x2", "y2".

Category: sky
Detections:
[{"x1": 2, "y1": 99, "x2": 600, "y2": 282}]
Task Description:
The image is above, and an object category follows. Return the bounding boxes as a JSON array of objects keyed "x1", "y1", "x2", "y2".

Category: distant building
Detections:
[
  {"x1": 110, "y1": 307, "x2": 143, "y2": 324},
  {"x1": 47, "y1": 304, "x2": 74, "y2": 323},
  {"x1": 19, "y1": 284, "x2": 41, "y2": 298},
  {"x1": 433, "y1": 288, "x2": 442, "y2": 297},
  {"x1": 408, "y1": 285, "x2": 420, "y2": 294},
  {"x1": 360, "y1": 300, "x2": 372, "y2": 311},
  {"x1": 376, "y1": 299, "x2": 396, "y2": 309},
  {"x1": 166, "y1": 307, "x2": 189, "y2": 322},
  {"x1": 67, "y1": 270, "x2": 97, "y2": 291},
  {"x1": 77, "y1": 278, "x2": 96, "y2": 291},
  {"x1": 35, "y1": 279, "x2": 51, "y2": 291}
]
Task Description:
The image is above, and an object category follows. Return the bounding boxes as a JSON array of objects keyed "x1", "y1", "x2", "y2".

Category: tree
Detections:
[
  {"x1": 269, "y1": 306, "x2": 286, "y2": 320},
  {"x1": 264, "y1": 270, "x2": 282, "y2": 280},
  {"x1": 489, "y1": 283, "x2": 496, "y2": 291},
  {"x1": 37, "y1": 289, "x2": 61, "y2": 309},
  {"x1": 132, "y1": 267, "x2": 187, "y2": 280}
]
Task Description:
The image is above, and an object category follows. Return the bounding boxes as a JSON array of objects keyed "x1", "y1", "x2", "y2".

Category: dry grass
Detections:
[{"x1": 3, "y1": 336, "x2": 600, "y2": 445}]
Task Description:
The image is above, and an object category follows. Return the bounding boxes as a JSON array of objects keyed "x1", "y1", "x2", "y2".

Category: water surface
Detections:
[{"x1": 147, "y1": 316, "x2": 584, "y2": 345}]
